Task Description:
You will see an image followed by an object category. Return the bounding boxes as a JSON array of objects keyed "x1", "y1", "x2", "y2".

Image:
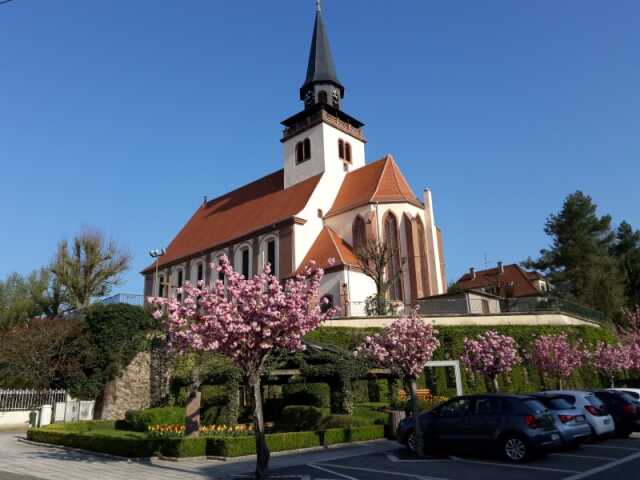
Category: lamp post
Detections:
[{"x1": 149, "y1": 248, "x2": 166, "y2": 297}]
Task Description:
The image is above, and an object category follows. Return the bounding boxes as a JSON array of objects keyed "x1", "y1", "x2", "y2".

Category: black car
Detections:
[
  {"x1": 594, "y1": 390, "x2": 640, "y2": 437},
  {"x1": 397, "y1": 394, "x2": 562, "y2": 463}
]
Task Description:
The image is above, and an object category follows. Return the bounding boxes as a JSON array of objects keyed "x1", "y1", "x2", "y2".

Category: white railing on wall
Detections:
[{"x1": 0, "y1": 389, "x2": 67, "y2": 412}]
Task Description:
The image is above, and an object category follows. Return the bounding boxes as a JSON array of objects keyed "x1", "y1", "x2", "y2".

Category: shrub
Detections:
[
  {"x1": 282, "y1": 383, "x2": 330, "y2": 408},
  {"x1": 319, "y1": 415, "x2": 368, "y2": 430},
  {"x1": 391, "y1": 397, "x2": 447, "y2": 415},
  {"x1": 124, "y1": 407, "x2": 185, "y2": 432},
  {"x1": 202, "y1": 404, "x2": 237, "y2": 426},
  {"x1": 159, "y1": 438, "x2": 207, "y2": 458},
  {"x1": 278, "y1": 405, "x2": 323, "y2": 432}
]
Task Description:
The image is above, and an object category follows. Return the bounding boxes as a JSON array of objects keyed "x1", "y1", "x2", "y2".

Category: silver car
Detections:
[
  {"x1": 530, "y1": 393, "x2": 592, "y2": 446},
  {"x1": 543, "y1": 390, "x2": 615, "y2": 438}
]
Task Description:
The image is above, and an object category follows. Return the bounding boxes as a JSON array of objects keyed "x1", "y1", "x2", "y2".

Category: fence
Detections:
[
  {"x1": 100, "y1": 293, "x2": 145, "y2": 306},
  {"x1": 0, "y1": 389, "x2": 66, "y2": 412},
  {"x1": 0, "y1": 389, "x2": 94, "y2": 427}
]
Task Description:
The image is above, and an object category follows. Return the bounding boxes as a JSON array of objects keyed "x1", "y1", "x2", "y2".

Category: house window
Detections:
[
  {"x1": 241, "y1": 249, "x2": 250, "y2": 278},
  {"x1": 338, "y1": 139, "x2": 345, "y2": 159},
  {"x1": 303, "y1": 138, "x2": 311, "y2": 160},
  {"x1": 296, "y1": 142, "x2": 304, "y2": 164},
  {"x1": 318, "y1": 90, "x2": 328, "y2": 104},
  {"x1": 267, "y1": 240, "x2": 276, "y2": 272},
  {"x1": 352, "y1": 215, "x2": 366, "y2": 252},
  {"x1": 345, "y1": 142, "x2": 352, "y2": 163},
  {"x1": 384, "y1": 214, "x2": 403, "y2": 301},
  {"x1": 158, "y1": 275, "x2": 165, "y2": 297}
]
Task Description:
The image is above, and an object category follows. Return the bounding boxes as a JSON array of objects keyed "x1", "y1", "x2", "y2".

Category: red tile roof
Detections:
[
  {"x1": 326, "y1": 155, "x2": 422, "y2": 217},
  {"x1": 295, "y1": 226, "x2": 359, "y2": 275},
  {"x1": 143, "y1": 169, "x2": 321, "y2": 273},
  {"x1": 455, "y1": 264, "x2": 541, "y2": 298}
]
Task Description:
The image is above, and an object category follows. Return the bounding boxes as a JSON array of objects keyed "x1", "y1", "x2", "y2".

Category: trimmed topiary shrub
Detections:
[
  {"x1": 319, "y1": 415, "x2": 368, "y2": 430},
  {"x1": 278, "y1": 405, "x2": 323, "y2": 432},
  {"x1": 159, "y1": 438, "x2": 207, "y2": 458},
  {"x1": 282, "y1": 382, "x2": 330, "y2": 408},
  {"x1": 123, "y1": 407, "x2": 185, "y2": 432}
]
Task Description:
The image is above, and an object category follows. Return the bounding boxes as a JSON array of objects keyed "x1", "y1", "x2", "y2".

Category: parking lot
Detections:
[{"x1": 258, "y1": 436, "x2": 640, "y2": 480}]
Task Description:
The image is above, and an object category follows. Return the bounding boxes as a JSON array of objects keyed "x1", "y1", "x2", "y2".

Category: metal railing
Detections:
[
  {"x1": 499, "y1": 297, "x2": 607, "y2": 323},
  {"x1": 100, "y1": 293, "x2": 145, "y2": 306},
  {"x1": 0, "y1": 389, "x2": 67, "y2": 412}
]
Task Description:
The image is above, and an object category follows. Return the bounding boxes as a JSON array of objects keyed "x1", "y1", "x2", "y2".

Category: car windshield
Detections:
[
  {"x1": 523, "y1": 399, "x2": 547, "y2": 415},
  {"x1": 537, "y1": 396, "x2": 573, "y2": 410}
]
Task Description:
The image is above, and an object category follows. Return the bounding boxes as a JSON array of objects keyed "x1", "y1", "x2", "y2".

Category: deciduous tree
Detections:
[
  {"x1": 529, "y1": 333, "x2": 586, "y2": 390},
  {"x1": 356, "y1": 311, "x2": 440, "y2": 456},
  {"x1": 150, "y1": 256, "x2": 332, "y2": 479},
  {"x1": 355, "y1": 240, "x2": 403, "y2": 315},
  {"x1": 461, "y1": 330, "x2": 520, "y2": 393},
  {"x1": 591, "y1": 342, "x2": 630, "y2": 388}
]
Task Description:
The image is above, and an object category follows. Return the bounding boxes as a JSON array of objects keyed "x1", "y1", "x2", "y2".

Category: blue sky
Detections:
[{"x1": 1, "y1": 0, "x2": 639, "y2": 295}]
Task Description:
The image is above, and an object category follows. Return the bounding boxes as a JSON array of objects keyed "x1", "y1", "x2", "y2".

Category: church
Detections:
[{"x1": 142, "y1": 3, "x2": 447, "y2": 316}]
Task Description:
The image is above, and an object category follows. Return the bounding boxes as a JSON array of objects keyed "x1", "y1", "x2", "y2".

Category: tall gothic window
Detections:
[
  {"x1": 338, "y1": 139, "x2": 345, "y2": 159},
  {"x1": 241, "y1": 248, "x2": 250, "y2": 279},
  {"x1": 303, "y1": 138, "x2": 311, "y2": 160},
  {"x1": 197, "y1": 262, "x2": 204, "y2": 282},
  {"x1": 217, "y1": 256, "x2": 225, "y2": 282},
  {"x1": 176, "y1": 268, "x2": 184, "y2": 302},
  {"x1": 345, "y1": 142, "x2": 352, "y2": 163},
  {"x1": 384, "y1": 214, "x2": 402, "y2": 301},
  {"x1": 267, "y1": 240, "x2": 276, "y2": 272},
  {"x1": 416, "y1": 217, "x2": 430, "y2": 295},
  {"x1": 352, "y1": 215, "x2": 366, "y2": 252},
  {"x1": 158, "y1": 274, "x2": 165, "y2": 298}
]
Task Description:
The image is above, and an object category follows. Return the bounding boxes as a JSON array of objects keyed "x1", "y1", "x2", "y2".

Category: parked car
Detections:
[
  {"x1": 594, "y1": 390, "x2": 640, "y2": 437},
  {"x1": 607, "y1": 387, "x2": 640, "y2": 400},
  {"x1": 529, "y1": 393, "x2": 592, "y2": 447},
  {"x1": 397, "y1": 394, "x2": 562, "y2": 463},
  {"x1": 542, "y1": 391, "x2": 615, "y2": 439}
]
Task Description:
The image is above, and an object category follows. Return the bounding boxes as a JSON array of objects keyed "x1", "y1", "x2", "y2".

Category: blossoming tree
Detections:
[
  {"x1": 592, "y1": 342, "x2": 630, "y2": 387},
  {"x1": 356, "y1": 310, "x2": 439, "y2": 456},
  {"x1": 150, "y1": 256, "x2": 333, "y2": 479},
  {"x1": 529, "y1": 333, "x2": 585, "y2": 390},
  {"x1": 460, "y1": 330, "x2": 520, "y2": 393},
  {"x1": 622, "y1": 306, "x2": 640, "y2": 371}
]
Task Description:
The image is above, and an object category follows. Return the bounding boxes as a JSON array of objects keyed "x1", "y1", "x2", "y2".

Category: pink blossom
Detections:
[
  {"x1": 591, "y1": 341, "x2": 630, "y2": 386},
  {"x1": 529, "y1": 333, "x2": 586, "y2": 387},
  {"x1": 461, "y1": 330, "x2": 521, "y2": 379},
  {"x1": 355, "y1": 309, "x2": 440, "y2": 379}
]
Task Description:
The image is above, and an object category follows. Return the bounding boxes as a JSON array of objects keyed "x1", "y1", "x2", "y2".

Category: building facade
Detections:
[{"x1": 142, "y1": 4, "x2": 447, "y2": 315}]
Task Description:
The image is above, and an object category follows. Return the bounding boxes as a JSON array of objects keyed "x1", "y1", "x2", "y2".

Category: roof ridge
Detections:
[
  {"x1": 326, "y1": 226, "x2": 346, "y2": 264},
  {"x1": 370, "y1": 154, "x2": 394, "y2": 201}
]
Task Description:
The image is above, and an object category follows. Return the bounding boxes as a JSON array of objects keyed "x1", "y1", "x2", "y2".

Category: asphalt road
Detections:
[{"x1": 254, "y1": 436, "x2": 640, "y2": 480}]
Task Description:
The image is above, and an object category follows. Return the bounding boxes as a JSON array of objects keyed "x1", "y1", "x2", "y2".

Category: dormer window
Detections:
[{"x1": 296, "y1": 138, "x2": 312, "y2": 164}]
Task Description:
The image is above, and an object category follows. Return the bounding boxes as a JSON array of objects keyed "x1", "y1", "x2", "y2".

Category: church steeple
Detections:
[{"x1": 300, "y1": 1, "x2": 345, "y2": 109}]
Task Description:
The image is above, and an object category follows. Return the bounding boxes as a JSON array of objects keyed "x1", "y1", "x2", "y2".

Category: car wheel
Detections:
[
  {"x1": 406, "y1": 431, "x2": 417, "y2": 454},
  {"x1": 502, "y1": 435, "x2": 529, "y2": 463}
]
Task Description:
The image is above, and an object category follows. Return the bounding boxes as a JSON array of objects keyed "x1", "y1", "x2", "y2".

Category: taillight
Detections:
[
  {"x1": 559, "y1": 415, "x2": 575, "y2": 423},
  {"x1": 585, "y1": 405, "x2": 602, "y2": 416},
  {"x1": 525, "y1": 415, "x2": 541, "y2": 428},
  {"x1": 623, "y1": 404, "x2": 636, "y2": 414}
]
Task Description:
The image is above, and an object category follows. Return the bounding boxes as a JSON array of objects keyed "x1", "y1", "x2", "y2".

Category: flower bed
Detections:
[{"x1": 27, "y1": 422, "x2": 385, "y2": 458}]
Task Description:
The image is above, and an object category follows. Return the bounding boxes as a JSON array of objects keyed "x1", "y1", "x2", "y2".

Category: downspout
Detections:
[{"x1": 346, "y1": 266, "x2": 352, "y2": 317}]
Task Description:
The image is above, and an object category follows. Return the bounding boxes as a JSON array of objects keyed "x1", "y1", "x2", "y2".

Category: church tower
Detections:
[{"x1": 282, "y1": 1, "x2": 366, "y2": 188}]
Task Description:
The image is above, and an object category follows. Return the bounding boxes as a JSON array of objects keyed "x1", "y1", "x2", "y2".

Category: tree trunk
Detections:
[
  {"x1": 251, "y1": 375, "x2": 270, "y2": 480},
  {"x1": 610, "y1": 374, "x2": 615, "y2": 388},
  {"x1": 485, "y1": 375, "x2": 498, "y2": 393},
  {"x1": 558, "y1": 377, "x2": 564, "y2": 390},
  {"x1": 493, "y1": 376, "x2": 500, "y2": 393},
  {"x1": 185, "y1": 366, "x2": 202, "y2": 438},
  {"x1": 388, "y1": 377, "x2": 400, "y2": 406},
  {"x1": 330, "y1": 377, "x2": 353, "y2": 415},
  {"x1": 409, "y1": 377, "x2": 424, "y2": 457}
]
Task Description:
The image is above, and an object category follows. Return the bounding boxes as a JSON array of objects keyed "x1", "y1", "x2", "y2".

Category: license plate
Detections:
[
  {"x1": 551, "y1": 434, "x2": 560, "y2": 441},
  {"x1": 604, "y1": 419, "x2": 611, "y2": 425},
  {"x1": 575, "y1": 415, "x2": 585, "y2": 422}
]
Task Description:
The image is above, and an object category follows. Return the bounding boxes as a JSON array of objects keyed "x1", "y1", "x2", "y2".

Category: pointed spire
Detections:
[{"x1": 300, "y1": 2, "x2": 344, "y2": 101}]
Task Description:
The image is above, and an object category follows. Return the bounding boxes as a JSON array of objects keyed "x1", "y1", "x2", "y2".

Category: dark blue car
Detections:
[{"x1": 397, "y1": 394, "x2": 562, "y2": 462}]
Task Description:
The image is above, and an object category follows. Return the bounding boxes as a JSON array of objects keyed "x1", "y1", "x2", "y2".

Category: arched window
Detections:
[
  {"x1": 175, "y1": 267, "x2": 184, "y2": 302},
  {"x1": 216, "y1": 255, "x2": 225, "y2": 283},
  {"x1": 260, "y1": 236, "x2": 279, "y2": 277},
  {"x1": 345, "y1": 142, "x2": 352, "y2": 163},
  {"x1": 296, "y1": 142, "x2": 304, "y2": 164},
  {"x1": 157, "y1": 274, "x2": 165, "y2": 297},
  {"x1": 235, "y1": 245, "x2": 252, "y2": 279},
  {"x1": 416, "y1": 217, "x2": 430, "y2": 295},
  {"x1": 338, "y1": 139, "x2": 345, "y2": 159},
  {"x1": 384, "y1": 214, "x2": 403, "y2": 301},
  {"x1": 320, "y1": 294, "x2": 334, "y2": 314},
  {"x1": 192, "y1": 260, "x2": 205, "y2": 283},
  {"x1": 352, "y1": 215, "x2": 366, "y2": 252},
  {"x1": 303, "y1": 138, "x2": 311, "y2": 160},
  {"x1": 318, "y1": 90, "x2": 328, "y2": 104}
]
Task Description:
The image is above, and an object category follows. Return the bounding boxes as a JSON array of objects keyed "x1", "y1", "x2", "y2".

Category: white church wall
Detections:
[
  {"x1": 318, "y1": 270, "x2": 345, "y2": 312},
  {"x1": 324, "y1": 204, "x2": 373, "y2": 246},
  {"x1": 344, "y1": 269, "x2": 377, "y2": 317}
]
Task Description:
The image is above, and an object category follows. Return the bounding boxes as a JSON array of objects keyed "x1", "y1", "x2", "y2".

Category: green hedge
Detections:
[
  {"x1": 282, "y1": 382, "x2": 330, "y2": 408},
  {"x1": 207, "y1": 426, "x2": 385, "y2": 457},
  {"x1": 123, "y1": 407, "x2": 185, "y2": 432},
  {"x1": 28, "y1": 424, "x2": 385, "y2": 459},
  {"x1": 306, "y1": 325, "x2": 617, "y2": 396},
  {"x1": 319, "y1": 415, "x2": 368, "y2": 429},
  {"x1": 278, "y1": 405, "x2": 323, "y2": 432},
  {"x1": 27, "y1": 428, "x2": 157, "y2": 458}
]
